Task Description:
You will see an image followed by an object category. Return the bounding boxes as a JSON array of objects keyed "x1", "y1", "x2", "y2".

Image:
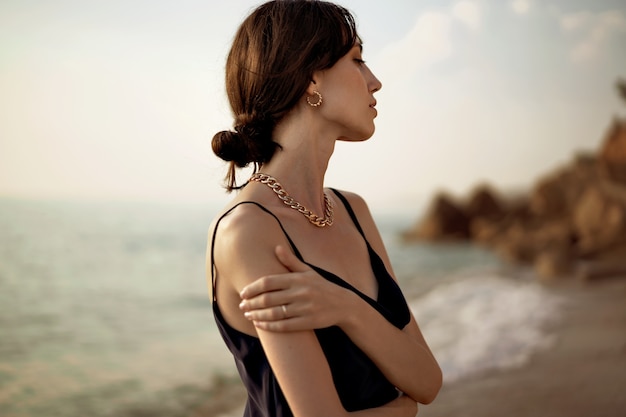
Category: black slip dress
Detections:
[{"x1": 210, "y1": 189, "x2": 411, "y2": 417}]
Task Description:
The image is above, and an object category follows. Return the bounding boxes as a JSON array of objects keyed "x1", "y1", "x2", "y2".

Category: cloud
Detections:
[
  {"x1": 560, "y1": 10, "x2": 626, "y2": 62},
  {"x1": 376, "y1": 11, "x2": 453, "y2": 82},
  {"x1": 376, "y1": 2, "x2": 484, "y2": 83},
  {"x1": 510, "y1": 0, "x2": 530, "y2": 15},
  {"x1": 560, "y1": 11, "x2": 591, "y2": 32},
  {"x1": 452, "y1": 0, "x2": 481, "y2": 31}
]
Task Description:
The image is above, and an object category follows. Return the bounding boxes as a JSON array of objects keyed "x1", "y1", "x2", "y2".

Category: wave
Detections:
[{"x1": 410, "y1": 273, "x2": 564, "y2": 383}]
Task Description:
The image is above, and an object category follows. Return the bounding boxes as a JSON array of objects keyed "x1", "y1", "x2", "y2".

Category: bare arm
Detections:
[
  {"x1": 258, "y1": 328, "x2": 417, "y2": 417},
  {"x1": 211, "y1": 205, "x2": 417, "y2": 417},
  {"x1": 339, "y1": 192, "x2": 442, "y2": 403},
  {"x1": 238, "y1": 193, "x2": 442, "y2": 403}
]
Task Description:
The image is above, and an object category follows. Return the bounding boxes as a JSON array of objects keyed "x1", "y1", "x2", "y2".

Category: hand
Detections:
[{"x1": 239, "y1": 245, "x2": 352, "y2": 331}]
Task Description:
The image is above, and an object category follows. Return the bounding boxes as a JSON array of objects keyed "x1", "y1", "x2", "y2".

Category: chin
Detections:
[
  {"x1": 338, "y1": 125, "x2": 376, "y2": 142},
  {"x1": 338, "y1": 133, "x2": 374, "y2": 142}
]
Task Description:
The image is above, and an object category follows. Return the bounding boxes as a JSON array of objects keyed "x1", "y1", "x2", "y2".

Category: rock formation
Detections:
[
  {"x1": 403, "y1": 118, "x2": 626, "y2": 282},
  {"x1": 599, "y1": 118, "x2": 626, "y2": 184}
]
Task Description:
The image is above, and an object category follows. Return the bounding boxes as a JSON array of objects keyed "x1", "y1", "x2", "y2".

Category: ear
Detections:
[{"x1": 306, "y1": 72, "x2": 322, "y2": 95}]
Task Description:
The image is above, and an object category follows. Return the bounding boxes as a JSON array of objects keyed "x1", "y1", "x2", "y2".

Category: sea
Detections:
[{"x1": 0, "y1": 197, "x2": 563, "y2": 417}]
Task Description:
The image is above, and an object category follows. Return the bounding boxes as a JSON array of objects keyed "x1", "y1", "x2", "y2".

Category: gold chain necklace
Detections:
[{"x1": 249, "y1": 173, "x2": 334, "y2": 228}]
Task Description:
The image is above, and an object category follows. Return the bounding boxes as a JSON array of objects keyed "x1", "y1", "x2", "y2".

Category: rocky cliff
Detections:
[{"x1": 403, "y1": 118, "x2": 626, "y2": 282}]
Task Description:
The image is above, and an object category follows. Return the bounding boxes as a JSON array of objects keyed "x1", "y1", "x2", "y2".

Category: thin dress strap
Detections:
[
  {"x1": 329, "y1": 189, "x2": 367, "y2": 238},
  {"x1": 210, "y1": 201, "x2": 303, "y2": 302}
]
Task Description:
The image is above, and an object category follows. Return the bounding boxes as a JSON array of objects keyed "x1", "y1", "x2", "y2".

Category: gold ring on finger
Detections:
[{"x1": 281, "y1": 304, "x2": 288, "y2": 318}]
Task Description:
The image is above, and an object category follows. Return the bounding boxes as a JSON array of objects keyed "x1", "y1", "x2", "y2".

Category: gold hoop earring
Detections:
[{"x1": 306, "y1": 90, "x2": 323, "y2": 107}]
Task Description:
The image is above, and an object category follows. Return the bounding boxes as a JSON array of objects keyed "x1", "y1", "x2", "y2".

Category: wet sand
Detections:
[
  {"x1": 212, "y1": 277, "x2": 626, "y2": 417},
  {"x1": 419, "y1": 277, "x2": 626, "y2": 417}
]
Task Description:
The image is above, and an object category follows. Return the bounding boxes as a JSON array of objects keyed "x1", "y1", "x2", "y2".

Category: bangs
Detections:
[{"x1": 313, "y1": 1, "x2": 360, "y2": 69}]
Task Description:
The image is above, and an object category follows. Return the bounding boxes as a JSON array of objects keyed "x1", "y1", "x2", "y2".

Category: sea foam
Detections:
[{"x1": 410, "y1": 274, "x2": 563, "y2": 383}]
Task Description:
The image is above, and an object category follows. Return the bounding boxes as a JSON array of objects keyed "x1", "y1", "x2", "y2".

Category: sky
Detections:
[{"x1": 1, "y1": 0, "x2": 625, "y2": 215}]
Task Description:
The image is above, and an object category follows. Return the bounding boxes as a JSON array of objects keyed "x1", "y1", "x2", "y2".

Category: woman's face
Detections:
[{"x1": 316, "y1": 44, "x2": 383, "y2": 142}]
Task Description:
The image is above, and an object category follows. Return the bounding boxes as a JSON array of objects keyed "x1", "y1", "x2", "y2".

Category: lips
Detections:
[{"x1": 370, "y1": 102, "x2": 378, "y2": 117}]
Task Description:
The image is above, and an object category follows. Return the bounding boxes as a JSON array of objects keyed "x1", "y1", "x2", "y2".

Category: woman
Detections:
[{"x1": 207, "y1": 1, "x2": 442, "y2": 416}]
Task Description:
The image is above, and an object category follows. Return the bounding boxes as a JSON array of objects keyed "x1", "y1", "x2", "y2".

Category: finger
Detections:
[
  {"x1": 240, "y1": 274, "x2": 292, "y2": 299},
  {"x1": 239, "y1": 290, "x2": 293, "y2": 312},
  {"x1": 244, "y1": 304, "x2": 293, "y2": 322},
  {"x1": 253, "y1": 316, "x2": 316, "y2": 332},
  {"x1": 275, "y1": 245, "x2": 310, "y2": 273}
]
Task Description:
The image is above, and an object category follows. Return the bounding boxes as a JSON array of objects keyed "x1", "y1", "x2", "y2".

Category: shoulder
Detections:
[
  {"x1": 330, "y1": 188, "x2": 367, "y2": 208},
  {"x1": 210, "y1": 201, "x2": 287, "y2": 259},
  {"x1": 210, "y1": 201, "x2": 278, "y2": 241},
  {"x1": 330, "y1": 188, "x2": 375, "y2": 225},
  {"x1": 331, "y1": 188, "x2": 398, "y2": 279},
  {"x1": 209, "y1": 201, "x2": 293, "y2": 290}
]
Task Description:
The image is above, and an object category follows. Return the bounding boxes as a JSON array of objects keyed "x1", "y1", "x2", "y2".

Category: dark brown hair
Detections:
[{"x1": 211, "y1": 0, "x2": 358, "y2": 191}]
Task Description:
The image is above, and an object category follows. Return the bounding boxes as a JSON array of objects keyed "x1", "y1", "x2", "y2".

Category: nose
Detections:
[{"x1": 369, "y1": 70, "x2": 382, "y2": 94}]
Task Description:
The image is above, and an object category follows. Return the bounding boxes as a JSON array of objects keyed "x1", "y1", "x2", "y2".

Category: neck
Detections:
[{"x1": 258, "y1": 114, "x2": 336, "y2": 214}]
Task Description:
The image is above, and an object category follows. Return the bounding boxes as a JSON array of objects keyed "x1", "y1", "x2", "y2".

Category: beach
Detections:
[
  {"x1": 420, "y1": 277, "x2": 626, "y2": 417},
  {"x1": 214, "y1": 277, "x2": 626, "y2": 417}
]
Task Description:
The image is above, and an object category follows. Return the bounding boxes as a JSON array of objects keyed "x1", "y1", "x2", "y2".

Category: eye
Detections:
[{"x1": 354, "y1": 58, "x2": 366, "y2": 65}]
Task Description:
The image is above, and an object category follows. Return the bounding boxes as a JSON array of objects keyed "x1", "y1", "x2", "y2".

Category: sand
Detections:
[
  {"x1": 210, "y1": 277, "x2": 626, "y2": 417},
  {"x1": 419, "y1": 277, "x2": 626, "y2": 417}
]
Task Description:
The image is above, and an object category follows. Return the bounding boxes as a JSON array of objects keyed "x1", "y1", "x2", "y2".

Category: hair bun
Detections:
[
  {"x1": 211, "y1": 130, "x2": 250, "y2": 167},
  {"x1": 234, "y1": 113, "x2": 268, "y2": 141}
]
